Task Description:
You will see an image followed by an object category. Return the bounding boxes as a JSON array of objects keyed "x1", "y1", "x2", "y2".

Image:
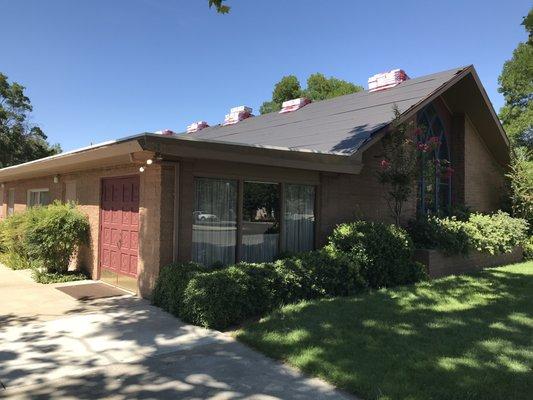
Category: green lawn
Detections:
[{"x1": 237, "y1": 262, "x2": 533, "y2": 400}]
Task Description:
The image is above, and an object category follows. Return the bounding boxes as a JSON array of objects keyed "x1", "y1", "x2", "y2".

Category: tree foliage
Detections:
[
  {"x1": 260, "y1": 73, "x2": 363, "y2": 114},
  {"x1": 498, "y1": 7, "x2": 533, "y2": 146},
  {"x1": 506, "y1": 147, "x2": 533, "y2": 231},
  {"x1": 208, "y1": 0, "x2": 230, "y2": 14},
  {"x1": 377, "y1": 107, "x2": 418, "y2": 226},
  {"x1": 0, "y1": 73, "x2": 60, "y2": 168}
]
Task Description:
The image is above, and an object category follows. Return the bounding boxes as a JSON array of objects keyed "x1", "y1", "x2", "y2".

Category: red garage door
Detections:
[{"x1": 99, "y1": 176, "x2": 140, "y2": 282}]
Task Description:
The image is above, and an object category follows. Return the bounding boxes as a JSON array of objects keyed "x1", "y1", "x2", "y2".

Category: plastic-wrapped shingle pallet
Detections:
[{"x1": 368, "y1": 69, "x2": 410, "y2": 92}]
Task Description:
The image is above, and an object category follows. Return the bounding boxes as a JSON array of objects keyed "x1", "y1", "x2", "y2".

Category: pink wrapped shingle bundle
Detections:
[
  {"x1": 155, "y1": 129, "x2": 175, "y2": 136},
  {"x1": 368, "y1": 69, "x2": 410, "y2": 92},
  {"x1": 186, "y1": 121, "x2": 209, "y2": 133},
  {"x1": 223, "y1": 106, "x2": 253, "y2": 125},
  {"x1": 279, "y1": 97, "x2": 311, "y2": 113}
]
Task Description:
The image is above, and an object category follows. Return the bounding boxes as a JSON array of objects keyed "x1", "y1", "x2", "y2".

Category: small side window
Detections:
[
  {"x1": 7, "y1": 188, "x2": 15, "y2": 216},
  {"x1": 27, "y1": 189, "x2": 51, "y2": 207}
]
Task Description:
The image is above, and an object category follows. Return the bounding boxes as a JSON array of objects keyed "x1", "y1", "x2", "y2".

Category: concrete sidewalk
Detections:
[{"x1": 0, "y1": 265, "x2": 354, "y2": 399}]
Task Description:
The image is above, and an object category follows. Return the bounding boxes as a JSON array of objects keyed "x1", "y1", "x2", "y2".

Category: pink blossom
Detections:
[{"x1": 380, "y1": 159, "x2": 390, "y2": 169}]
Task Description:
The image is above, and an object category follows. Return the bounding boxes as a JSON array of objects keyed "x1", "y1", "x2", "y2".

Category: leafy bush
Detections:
[
  {"x1": 524, "y1": 236, "x2": 533, "y2": 260},
  {"x1": 408, "y1": 211, "x2": 529, "y2": 256},
  {"x1": 151, "y1": 262, "x2": 206, "y2": 315},
  {"x1": 25, "y1": 202, "x2": 90, "y2": 273},
  {"x1": 181, "y1": 263, "x2": 282, "y2": 330},
  {"x1": 468, "y1": 211, "x2": 528, "y2": 254},
  {"x1": 0, "y1": 208, "x2": 39, "y2": 269},
  {"x1": 32, "y1": 270, "x2": 88, "y2": 284},
  {"x1": 407, "y1": 216, "x2": 471, "y2": 255},
  {"x1": 327, "y1": 221, "x2": 426, "y2": 288}
]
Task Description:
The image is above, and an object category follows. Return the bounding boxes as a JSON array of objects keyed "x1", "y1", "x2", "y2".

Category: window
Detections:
[
  {"x1": 192, "y1": 178, "x2": 316, "y2": 266},
  {"x1": 27, "y1": 189, "x2": 51, "y2": 208},
  {"x1": 417, "y1": 105, "x2": 451, "y2": 214},
  {"x1": 283, "y1": 184, "x2": 315, "y2": 253},
  {"x1": 7, "y1": 188, "x2": 15, "y2": 216},
  {"x1": 192, "y1": 177, "x2": 238, "y2": 266},
  {"x1": 242, "y1": 181, "x2": 280, "y2": 262}
]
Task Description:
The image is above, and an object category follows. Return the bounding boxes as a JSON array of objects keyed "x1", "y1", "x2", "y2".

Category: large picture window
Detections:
[
  {"x1": 192, "y1": 178, "x2": 316, "y2": 266},
  {"x1": 242, "y1": 181, "x2": 280, "y2": 263},
  {"x1": 283, "y1": 184, "x2": 315, "y2": 253},
  {"x1": 192, "y1": 178, "x2": 237, "y2": 266}
]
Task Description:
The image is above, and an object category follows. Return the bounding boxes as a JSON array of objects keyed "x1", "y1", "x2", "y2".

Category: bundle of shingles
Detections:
[
  {"x1": 279, "y1": 97, "x2": 311, "y2": 113},
  {"x1": 368, "y1": 69, "x2": 409, "y2": 92},
  {"x1": 223, "y1": 106, "x2": 253, "y2": 125},
  {"x1": 186, "y1": 121, "x2": 209, "y2": 133}
]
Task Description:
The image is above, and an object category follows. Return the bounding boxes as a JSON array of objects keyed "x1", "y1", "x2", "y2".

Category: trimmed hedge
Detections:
[
  {"x1": 153, "y1": 220, "x2": 427, "y2": 330},
  {"x1": 407, "y1": 211, "x2": 529, "y2": 256}
]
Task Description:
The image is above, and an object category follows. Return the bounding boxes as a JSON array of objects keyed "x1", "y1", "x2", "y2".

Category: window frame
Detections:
[
  {"x1": 27, "y1": 188, "x2": 51, "y2": 208},
  {"x1": 191, "y1": 174, "x2": 318, "y2": 265}
]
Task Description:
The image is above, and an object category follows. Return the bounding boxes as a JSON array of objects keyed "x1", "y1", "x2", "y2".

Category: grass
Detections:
[{"x1": 237, "y1": 262, "x2": 533, "y2": 400}]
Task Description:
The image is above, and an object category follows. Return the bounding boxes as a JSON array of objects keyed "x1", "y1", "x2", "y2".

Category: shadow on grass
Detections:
[{"x1": 238, "y1": 263, "x2": 533, "y2": 400}]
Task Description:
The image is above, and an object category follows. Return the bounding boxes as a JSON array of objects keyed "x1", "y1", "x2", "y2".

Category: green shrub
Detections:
[
  {"x1": 467, "y1": 211, "x2": 528, "y2": 255},
  {"x1": 408, "y1": 211, "x2": 529, "y2": 256},
  {"x1": 25, "y1": 202, "x2": 90, "y2": 273},
  {"x1": 32, "y1": 270, "x2": 88, "y2": 284},
  {"x1": 0, "y1": 209, "x2": 38, "y2": 269},
  {"x1": 182, "y1": 264, "x2": 278, "y2": 330},
  {"x1": 151, "y1": 262, "x2": 206, "y2": 315},
  {"x1": 524, "y1": 236, "x2": 533, "y2": 260},
  {"x1": 327, "y1": 221, "x2": 423, "y2": 288},
  {"x1": 407, "y1": 216, "x2": 471, "y2": 255}
]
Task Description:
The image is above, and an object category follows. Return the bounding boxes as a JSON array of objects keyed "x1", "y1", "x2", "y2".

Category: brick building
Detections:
[{"x1": 0, "y1": 66, "x2": 510, "y2": 296}]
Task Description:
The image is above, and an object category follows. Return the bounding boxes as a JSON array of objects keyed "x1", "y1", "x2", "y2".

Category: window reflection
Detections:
[{"x1": 242, "y1": 181, "x2": 280, "y2": 262}]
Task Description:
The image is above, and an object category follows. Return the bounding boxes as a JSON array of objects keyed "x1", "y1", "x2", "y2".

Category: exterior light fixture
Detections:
[
  {"x1": 146, "y1": 159, "x2": 153, "y2": 165},
  {"x1": 139, "y1": 166, "x2": 145, "y2": 173},
  {"x1": 53, "y1": 175, "x2": 59, "y2": 184}
]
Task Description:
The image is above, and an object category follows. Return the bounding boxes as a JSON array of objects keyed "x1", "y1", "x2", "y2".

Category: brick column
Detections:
[{"x1": 451, "y1": 114, "x2": 466, "y2": 206}]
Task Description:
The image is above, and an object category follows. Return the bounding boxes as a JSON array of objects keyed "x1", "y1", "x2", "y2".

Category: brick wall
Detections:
[
  {"x1": 0, "y1": 162, "x2": 174, "y2": 298},
  {"x1": 464, "y1": 117, "x2": 506, "y2": 212},
  {"x1": 318, "y1": 141, "x2": 418, "y2": 245}
]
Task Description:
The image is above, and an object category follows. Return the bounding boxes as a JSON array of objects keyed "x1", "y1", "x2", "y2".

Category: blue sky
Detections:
[{"x1": 0, "y1": 0, "x2": 530, "y2": 151}]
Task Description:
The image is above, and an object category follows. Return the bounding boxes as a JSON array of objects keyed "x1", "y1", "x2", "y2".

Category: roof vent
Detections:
[
  {"x1": 186, "y1": 121, "x2": 209, "y2": 133},
  {"x1": 368, "y1": 69, "x2": 409, "y2": 92},
  {"x1": 223, "y1": 106, "x2": 253, "y2": 125},
  {"x1": 155, "y1": 129, "x2": 175, "y2": 136},
  {"x1": 279, "y1": 97, "x2": 311, "y2": 113}
]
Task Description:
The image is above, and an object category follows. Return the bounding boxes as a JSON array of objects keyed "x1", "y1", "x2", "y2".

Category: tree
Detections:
[
  {"x1": 208, "y1": 0, "x2": 230, "y2": 14},
  {"x1": 377, "y1": 107, "x2": 418, "y2": 226},
  {"x1": 305, "y1": 73, "x2": 363, "y2": 101},
  {"x1": 0, "y1": 73, "x2": 60, "y2": 168},
  {"x1": 498, "y1": 7, "x2": 533, "y2": 146},
  {"x1": 260, "y1": 73, "x2": 363, "y2": 114},
  {"x1": 259, "y1": 75, "x2": 301, "y2": 114},
  {"x1": 506, "y1": 147, "x2": 533, "y2": 231}
]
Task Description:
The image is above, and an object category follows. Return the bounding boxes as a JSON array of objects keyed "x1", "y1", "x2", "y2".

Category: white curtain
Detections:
[
  {"x1": 283, "y1": 184, "x2": 315, "y2": 253},
  {"x1": 192, "y1": 178, "x2": 237, "y2": 266}
]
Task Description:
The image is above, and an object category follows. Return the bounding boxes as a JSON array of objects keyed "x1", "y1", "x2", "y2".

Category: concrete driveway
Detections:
[{"x1": 0, "y1": 265, "x2": 353, "y2": 399}]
